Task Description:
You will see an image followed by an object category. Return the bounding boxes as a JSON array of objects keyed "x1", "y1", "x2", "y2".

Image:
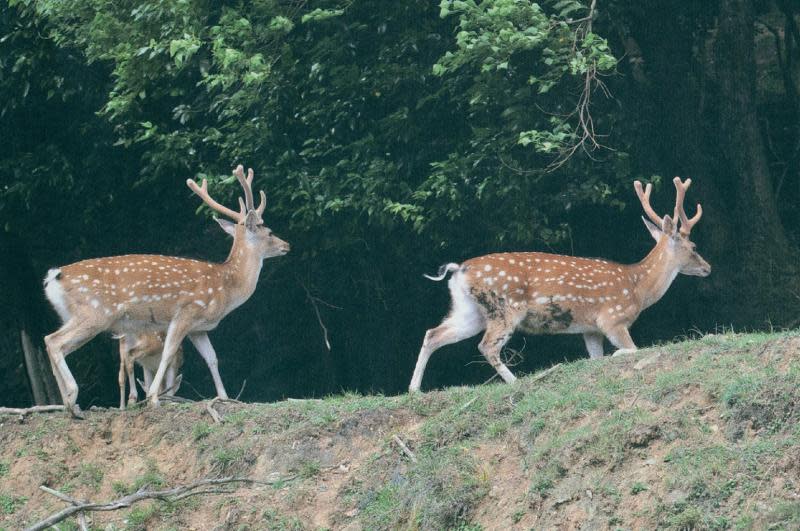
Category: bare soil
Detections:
[{"x1": 1, "y1": 331, "x2": 799, "y2": 530}]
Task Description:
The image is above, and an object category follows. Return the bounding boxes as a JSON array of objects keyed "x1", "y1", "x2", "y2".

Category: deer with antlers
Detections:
[
  {"x1": 117, "y1": 332, "x2": 184, "y2": 410},
  {"x1": 409, "y1": 177, "x2": 710, "y2": 392},
  {"x1": 43, "y1": 165, "x2": 289, "y2": 417}
]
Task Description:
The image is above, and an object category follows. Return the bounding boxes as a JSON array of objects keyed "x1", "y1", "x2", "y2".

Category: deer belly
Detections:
[
  {"x1": 112, "y1": 305, "x2": 174, "y2": 332},
  {"x1": 518, "y1": 305, "x2": 595, "y2": 335}
]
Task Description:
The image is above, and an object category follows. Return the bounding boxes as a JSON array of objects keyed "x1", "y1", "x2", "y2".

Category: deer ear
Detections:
[
  {"x1": 661, "y1": 214, "x2": 677, "y2": 236},
  {"x1": 642, "y1": 216, "x2": 662, "y2": 241},
  {"x1": 215, "y1": 217, "x2": 237, "y2": 237}
]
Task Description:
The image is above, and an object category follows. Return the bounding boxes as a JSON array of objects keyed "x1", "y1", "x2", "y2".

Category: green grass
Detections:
[
  {"x1": 77, "y1": 462, "x2": 104, "y2": 491},
  {"x1": 355, "y1": 446, "x2": 489, "y2": 530},
  {"x1": 0, "y1": 462, "x2": 7, "y2": 478},
  {"x1": 261, "y1": 508, "x2": 306, "y2": 530},
  {"x1": 2, "y1": 330, "x2": 798, "y2": 530},
  {"x1": 0, "y1": 494, "x2": 26, "y2": 515},
  {"x1": 191, "y1": 421, "x2": 213, "y2": 441}
]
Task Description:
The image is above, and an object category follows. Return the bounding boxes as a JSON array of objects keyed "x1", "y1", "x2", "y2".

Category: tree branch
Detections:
[
  {"x1": 0, "y1": 405, "x2": 65, "y2": 416},
  {"x1": 27, "y1": 477, "x2": 268, "y2": 531}
]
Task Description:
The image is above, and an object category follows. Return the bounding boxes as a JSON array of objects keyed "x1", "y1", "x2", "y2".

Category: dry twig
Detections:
[
  {"x1": 234, "y1": 379, "x2": 248, "y2": 401},
  {"x1": 297, "y1": 276, "x2": 341, "y2": 351},
  {"x1": 392, "y1": 434, "x2": 418, "y2": 463},
  {"x1": 205, "y1": 399, "x2": 224, "y2": 424},
  {"x1": 529, "y1": 363, "x2": 563, "y2": 383},
  {"x1": 28, "y1": 477, "x2": 263, "y2": 531},
  {"x1": 0, "y1": 405, "x2": 65, "y2": 416}
]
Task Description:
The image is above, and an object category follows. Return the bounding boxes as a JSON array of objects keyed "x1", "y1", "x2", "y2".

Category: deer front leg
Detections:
[
  {"x1": 478, "y1": 320, "x2": 517, "y2": 384},
  {"x1": 118, "y1": 345, "x2": 127, "y2": 410},
  {"x1": 125, "y1": 356, "x2": 138, "y2": 407},
  {"x1": 583, "y1": 332, "x2": 605, "y2": 359},
  {"x1": 604, "y1": 325, "x2": 637, "y2": 357},
  {"x1": 188, "y1": 332, "x2": 229, "y2": 400},
  {"x1": 148, "y1": 321, "x2": 191, "y2": 407}
]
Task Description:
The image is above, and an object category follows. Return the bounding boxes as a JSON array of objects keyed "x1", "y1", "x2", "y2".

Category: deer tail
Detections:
[{"x1": 423, "y1": 263, "x2": 460, "y2": 281}]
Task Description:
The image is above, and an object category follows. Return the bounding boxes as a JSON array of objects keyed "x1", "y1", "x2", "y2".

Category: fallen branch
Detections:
[
  {"x1": 0, "y1": 405, "x2": 65, "y2": 416},
  {"x1": 392, "y1": 434, "x2": 418, "y2": 463},
  {"x1": 205, "y1": 400, "x2": 224, "y2": 424},
  {"x1": 457, "y1": 396, "x2": 479, "y2": 414},
  {"x1": 28, "y1": 477, "x2": 262, "y2": 531},
  {"x1": 529, "y1": 363, "x2": 563, "y2": 384}
]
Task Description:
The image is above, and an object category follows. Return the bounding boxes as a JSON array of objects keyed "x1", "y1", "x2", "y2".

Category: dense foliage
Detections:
[{"x1": 1, "y1": 0, "x2": 798, "y2": 406}]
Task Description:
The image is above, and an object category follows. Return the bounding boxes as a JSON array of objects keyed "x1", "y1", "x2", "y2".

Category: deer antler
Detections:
[
  {"x1": 186, "y1": 178, "x2": 246, "y2": 223},
  {"x1": 634, "y1": 180, "x2": 664, "y2": 227},
  {"x1": 672, "y1": 177, "x2": 702, "y2": 236},
  {"x1": 233, "y1": 165, "x2": 267, "y2": 218},
  {"x1": 233, "y1": 165, "x2": 255, "y2": 210}
]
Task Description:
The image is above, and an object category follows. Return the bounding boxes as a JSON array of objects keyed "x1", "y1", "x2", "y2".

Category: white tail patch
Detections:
[
  {"x1": 423, "y1": 263, "x2": 460, "y2": 281},
  {"x1": 44, "y1": 268, "x2": 71, "y2": 322}
]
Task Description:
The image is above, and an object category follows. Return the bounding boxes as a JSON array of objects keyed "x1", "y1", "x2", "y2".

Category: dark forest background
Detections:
[{"x1": 1, "y1": 0, "x2": 798, "y2": 408}]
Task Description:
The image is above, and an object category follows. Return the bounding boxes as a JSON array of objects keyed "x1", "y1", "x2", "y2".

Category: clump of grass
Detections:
[
  {"x1": 358, "y1": 447, "x2": 488, "y2": 530},
  {"x1": 298, "y1": 459, "x2": 321, "y2": 479},
  {"x1": 211, "y1": 445, "x2": 253, "y2": 475},
  {"x1": 630, "y1": 482, "x2": 648, "y2": 495},
  {"x1": 0, "y1": 493, "x2": 27, "y2": 515},
  {"x1": 77, "y1": 462, "x2": 104, "y2": 491},
  {"x1": 192, "y1": 421, "x2": 213, "y2": 441},
  {"x1": 261, "y1": 507, "x2": 306, "y2": 530},
  {"x1": 722, "y1": 374, "x2": 800, "y2": 440},
  {"x1": 126, "y1": 502, "x2": 160, "y2": 530},
  {"x1": 766, "y1": 501, "x2": 800, "y2": 528},
  {"x1": 113, "y1": 461, "x2": 166, "y2": 496},
  {"x1": 0, "y1": 461, "x2": 8, "y2": 477}
]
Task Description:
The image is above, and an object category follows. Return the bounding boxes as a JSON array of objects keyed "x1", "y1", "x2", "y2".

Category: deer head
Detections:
[
  {"x1": 187, "y1": 165, "x2": 290, "y2": 259},
  {"x1": 635, "y1": 177, "x2": 710, "y2": 277}
]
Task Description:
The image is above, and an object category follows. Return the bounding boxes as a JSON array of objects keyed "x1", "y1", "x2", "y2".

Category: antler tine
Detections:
[
  {"x1": 634, "y1": 180, "x2": 664, "y2": 226},
  {"x1": 233, "y1": 165, "x2": 255, "y2": 211},
  {"x1": 186, "y1": 178, "x2": 246, "y2": 222},
  {"x1": 672, "y1": 177, "x2": 703, "y2": 235},
  {"x1": 256, "y1": 190, "x2": 266, "y2": 217}
]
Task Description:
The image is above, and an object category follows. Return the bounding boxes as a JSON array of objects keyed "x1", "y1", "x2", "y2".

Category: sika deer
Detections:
[
  {"x1": 44, "y1": 164, "x2": 289, "y2": 416},
  {"x1": 409, "y1": 177, "x2": 710, "y2": 391}
]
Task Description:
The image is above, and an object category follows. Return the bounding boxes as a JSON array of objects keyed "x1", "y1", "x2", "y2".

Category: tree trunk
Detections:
[
  {"x1": 612, "y1": 0, "x2": 800, "y2": 326},
  {"x1": 715, "y1": 0, "x2": 793, "y2": 259},
  {"x1": 21, "y1": 328, "x2": 60, "y2": 404},
  {"x1": 0, "y1": 231, "x2": 60, "y2": 406}
]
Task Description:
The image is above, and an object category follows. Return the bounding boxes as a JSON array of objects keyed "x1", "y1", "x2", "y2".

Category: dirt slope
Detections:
[{"x1": 1, "y1": 331, "x2": 799, "y2": 530}]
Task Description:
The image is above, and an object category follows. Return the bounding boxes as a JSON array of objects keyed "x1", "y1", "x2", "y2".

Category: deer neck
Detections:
[
  {"x1": 219, "y1": 226, "x2": 263, "y2": 304},
  {"x1": 630, "y1": 237, "x2": 680, "y2": 310}
]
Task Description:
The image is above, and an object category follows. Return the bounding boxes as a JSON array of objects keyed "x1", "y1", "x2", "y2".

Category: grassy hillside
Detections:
[{"x1": 1, "y1": 331, "x2": 799, "y2": 530}]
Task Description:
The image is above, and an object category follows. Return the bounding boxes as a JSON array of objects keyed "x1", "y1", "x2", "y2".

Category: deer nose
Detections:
[{"x1": 700, "y1": 264, "x2": 711, "y2": 276}]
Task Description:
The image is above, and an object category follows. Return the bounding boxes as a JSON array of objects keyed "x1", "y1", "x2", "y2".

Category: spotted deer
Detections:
[
  {"x1": 409, "y1": 177, "x2": 710, "y2": 392},
  {"x1": 43, "y1": 164, "x2": 290, "y2": 416},
  {"x1": 117, "y1": 332, "x2": 184, "y2": 410}
]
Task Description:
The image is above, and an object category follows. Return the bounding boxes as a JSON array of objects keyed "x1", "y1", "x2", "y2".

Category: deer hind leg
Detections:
[
  {"x1": 409, "y1": 299, "x2": 485, "y2": 392},
  {"x1": 478, "y1": 320, "x2": 517, "y2": 384},
  {"x1": 604, "y1": 325, "x2": 637, "y2": 357},
  {"x1": 583, "y1": 332, "x2": 605, "y2": 359},
  {"x1": 44, "y1": 319, "x2": 103, "y2": 417},
  {"x1": 188, "y1": 332, "x2": 229, "y2": 400},
  {"x1": 125, "y1": 355, "x2": 138, "y2": 406},
  {"x1": 118, "y1": 340, "x2": 128, "y2": 410}
]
